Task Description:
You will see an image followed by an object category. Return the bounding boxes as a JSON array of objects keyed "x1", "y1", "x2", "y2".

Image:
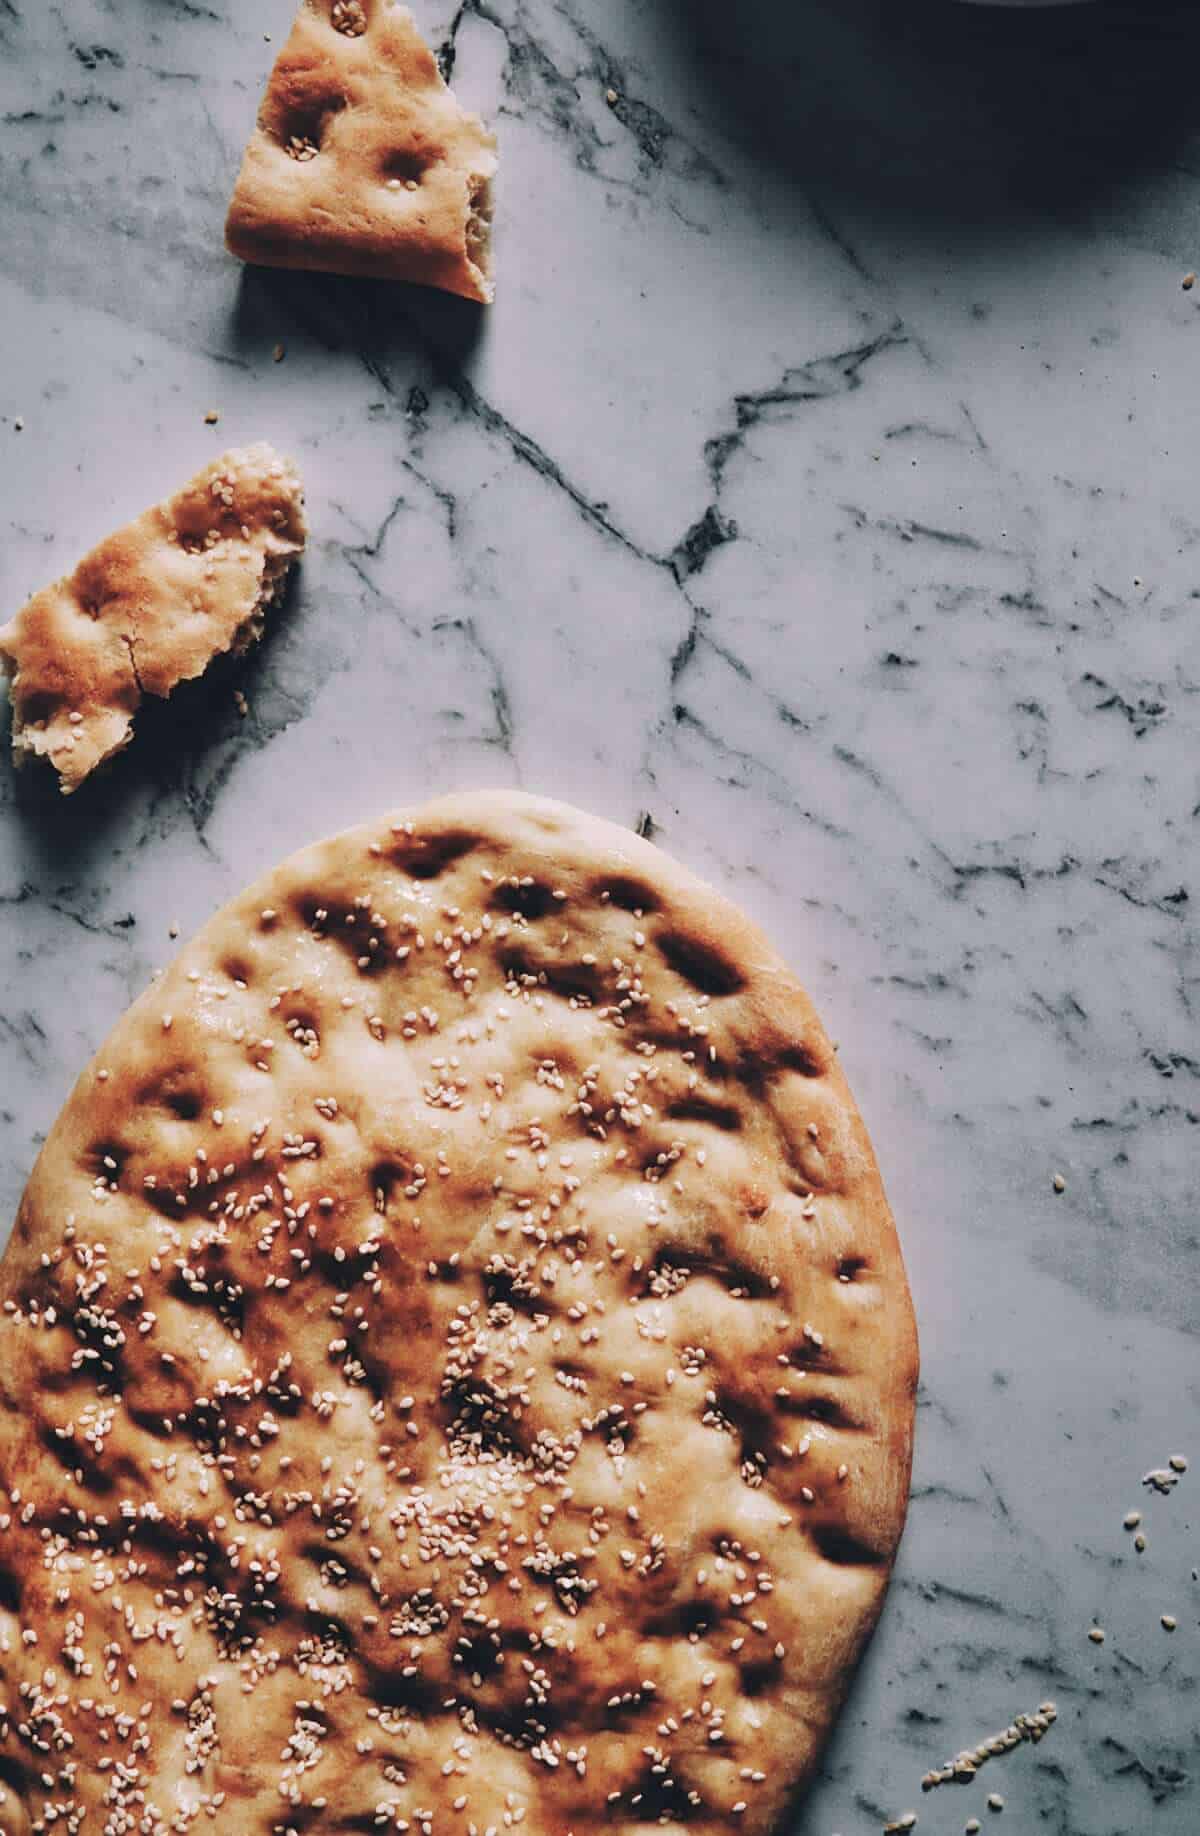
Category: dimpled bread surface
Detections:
[
  {"x1": 225, "y1": 0, "x2": 497, "y2": 303},
  {"x1": 0, "y1": 791, "x2": 917, "y2": 1835}
]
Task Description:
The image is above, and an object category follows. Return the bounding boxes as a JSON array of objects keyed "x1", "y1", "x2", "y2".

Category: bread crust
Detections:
[
  {"x1": 0, "y1": 791, "x2": 917, "y2": 1833},
  {"x1": 0, "y1": 444, "x2": 306, "y2": 793},
  {"x1": 226, "y1": 1, "x2": 498, "y2": 304}
]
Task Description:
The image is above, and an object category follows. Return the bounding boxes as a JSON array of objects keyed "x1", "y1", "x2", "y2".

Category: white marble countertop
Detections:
[{"x1": 1, "y1": 1, "x2": 1197, "y2": 1830}]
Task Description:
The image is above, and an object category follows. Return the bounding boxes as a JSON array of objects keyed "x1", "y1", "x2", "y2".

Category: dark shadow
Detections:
[
  {"x1": 229, "y1": 262, "x2": 488, "y2": 393},
  {"x1": 1, "y1": 262, "x2": 487, "y2": 870},
  {"x1": 670, "y1": 0, "x2": 1200, "y2": 223}
]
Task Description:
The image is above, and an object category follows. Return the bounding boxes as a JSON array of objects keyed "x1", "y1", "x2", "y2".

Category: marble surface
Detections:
[{"x1": 2, "y1": 0, "x2": 1198, "y2": 1830}]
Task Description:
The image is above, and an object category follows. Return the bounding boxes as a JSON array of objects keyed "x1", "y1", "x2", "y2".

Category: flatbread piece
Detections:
[
  {"x1": 226, "y1": 0, "x2": 497, "y2": 304},
  {"x1": 0, "y1": 791, "x2": 917, "y2": 1833},
  {"x1": 0, "y1": 444, "x2": 306, "y2": 794}
]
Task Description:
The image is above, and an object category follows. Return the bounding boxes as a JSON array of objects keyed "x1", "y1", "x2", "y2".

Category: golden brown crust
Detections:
[
  {"x1": 0, "y1": 445, "x2": 306, "y2": 794},
  {"x1": 0, "y1": 791, "x2": 917, "y2": 1833},
  {"x1": 226, "y1": 0, "x2": 498, "y2": 304}
]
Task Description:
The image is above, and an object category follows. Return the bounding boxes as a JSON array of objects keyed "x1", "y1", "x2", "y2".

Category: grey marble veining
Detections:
[{"x1": 1, "y1": 1, "x2": 1198, "y2": 1830}]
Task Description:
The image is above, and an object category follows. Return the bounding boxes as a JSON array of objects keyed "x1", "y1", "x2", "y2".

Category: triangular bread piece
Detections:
[
  {"x1": 0, "y1": 445, "x2": 306, "y2": 794},
  {"x1": 226, "y1": 0, "x2": 497, "y2": 303}
]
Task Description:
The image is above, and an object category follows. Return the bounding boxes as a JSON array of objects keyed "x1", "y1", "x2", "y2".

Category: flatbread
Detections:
[
  {"x1": 226, "y1": 0, "x2": 497, "y2": 304},
  {"x1": 0, "y1": 791, "x2": 917, "y2": 1834},
  {"x1": 0, "y1": 445, "x2": 306, "y2": 794}
]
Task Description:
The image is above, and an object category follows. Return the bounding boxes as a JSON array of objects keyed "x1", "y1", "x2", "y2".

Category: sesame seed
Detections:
[{"x1": 1, "y1": 827, "x2": 921, "y2": 1829}]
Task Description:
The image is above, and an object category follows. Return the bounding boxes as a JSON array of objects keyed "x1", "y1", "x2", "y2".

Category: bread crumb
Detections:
[
  {"x1": 1051, "y1": 1173, "x2": 1066, "y2": 1193},
  {"x1": 987, "y1": 1797, "x2": 1004, "y2": 1814},
  {"x1": 234, "y1": 689, "x2": 249, "y2": 718},
  {"x1": 1183, "y1": 272, "x2": 1195, "y2": 290},
  {"x1": 273, "y1": 343, "x2": 286, "y2": 363},
  {"x1": 204, "y1": 409, "x2": 220, "y2": 425},
  {"x1": 1161, "y1": 1614, "x2": 1177, "y2": 1631},
  {"x1": 605, "y1": 87, "x2": 619, "y2": 106},
  {"x1": 1168, "y1": 1453, "x2": 1188, "y2": 1473},
  {"x1": 1088, "y1": 1626, "x2": 1105, "y2": 1644}
]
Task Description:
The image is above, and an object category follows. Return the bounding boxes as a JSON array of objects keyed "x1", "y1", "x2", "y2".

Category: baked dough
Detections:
[
  {"x1": 226, "y1": 0, "x2": 497, "y2": 304},
  {"x1": 0, "y1": 792, "x2": 917, "y2": 1833},
  {"x1": 0, "y1": 445, "x2": 306, "y2": 794}
]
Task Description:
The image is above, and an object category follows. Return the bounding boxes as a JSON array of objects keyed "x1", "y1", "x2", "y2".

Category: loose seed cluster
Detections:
[
  {"x1": 888, "y1": 1444, "x2": 1195, "y2": 1835},
  {"x1": 919, "y1": 1701, "x2": 1057, "y2": 1792}
]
